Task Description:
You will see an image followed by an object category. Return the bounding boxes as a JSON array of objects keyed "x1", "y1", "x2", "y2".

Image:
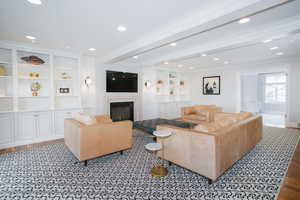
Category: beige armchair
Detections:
[{"x1": 64, "y1": 115, "x2": 133, "y2": 165}]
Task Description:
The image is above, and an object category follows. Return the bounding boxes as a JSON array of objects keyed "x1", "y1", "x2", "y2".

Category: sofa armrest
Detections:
[{"x1": 64, "y1": 118, "x2": 83, "y2": 159}]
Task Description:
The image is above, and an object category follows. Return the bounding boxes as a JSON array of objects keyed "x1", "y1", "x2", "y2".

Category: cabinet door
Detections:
[
  {"x1": 16, "y1": 113, "x2": 36, "y2": 141},
  {"x1": 54, "y1": 110, "x2": 80, "y2": 136},
  {"x1": 36, "y1": 112, "x2": 52, "y2": 138},
  {"x1": 0, "y1": 114, "x2": 13, "y2": 145}
]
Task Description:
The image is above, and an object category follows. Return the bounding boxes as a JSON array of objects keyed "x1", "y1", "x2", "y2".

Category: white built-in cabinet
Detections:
[{"x1": 0, "y1": 45, "x2": 83, "y2": 149}]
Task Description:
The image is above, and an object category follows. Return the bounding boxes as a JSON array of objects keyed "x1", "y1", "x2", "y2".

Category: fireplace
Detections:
[{"x1": 110, "y1": 102, "x2": 134, "y2": 122}]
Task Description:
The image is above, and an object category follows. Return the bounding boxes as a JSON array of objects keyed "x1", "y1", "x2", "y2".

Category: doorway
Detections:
[{"x1": 241, "y1": 72, "x2": 287, "y2": 128}]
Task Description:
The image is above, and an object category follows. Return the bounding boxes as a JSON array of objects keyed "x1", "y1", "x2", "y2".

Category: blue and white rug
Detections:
[{"x1": 0, "y1": 127, "x2": 299, "y2": 200}]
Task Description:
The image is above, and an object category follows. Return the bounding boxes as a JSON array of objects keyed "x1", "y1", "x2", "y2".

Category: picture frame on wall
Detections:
[{"x1": 203, "y1": 76, "x2": 220, "y2": 95}]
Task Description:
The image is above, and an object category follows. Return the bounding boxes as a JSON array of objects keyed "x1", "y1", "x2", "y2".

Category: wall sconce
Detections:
[
  {"x1": 144, "y1": 80, "x2": 151, "y2": 88},
  {"x1": 84, "y1": 76, "x2": 92, "y2": 88}
]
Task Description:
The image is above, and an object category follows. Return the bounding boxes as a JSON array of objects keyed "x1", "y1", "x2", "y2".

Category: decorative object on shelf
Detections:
[
  {"x1": 61, "y1": 72, "x2": 72, "y2": 80},
  {"x1": 30, "y1": 82, "x2": 41, "y2": 96},
  {"x1": 29, "y1": 73, "x2": 39, "y2": 78},
  {"x1": 84, "y1": 76, "x2": 92, "y2": 88},
  {"x1": 169, "y1": 72, "x2": 176, "y2": 79},
  {"x1": 170, "y1": 89, "x2": 174, "y2": 95},
  {"x1": 203, "y1": 76, "x2": 220, "y2": 95},
  {"x1": 59, "y1": 88, "x2": 70, "y2": 94},
  {"x1": 180, "y1": 81, "x2": 185, "y2": 86},
  {"x1": 21, "y1": 56, "x2": 45, "y2": 65},
  {"x1": 0, "y1": 65, "x2": 6, "y2": 76},
  {"x1": 144, "y1": 80, "x2": 151, "y2": 88},
  {"x1": 157, "y1": 80, "x2": 163, "y2": 85},
  {"x1": 169, "y1": 80, "x2": 174, "y2": 85}
]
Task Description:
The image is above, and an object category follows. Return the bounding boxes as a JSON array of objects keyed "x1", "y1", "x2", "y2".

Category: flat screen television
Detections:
[{"x1": 106, "y1": 70, "x2": 138, "y2": 92}]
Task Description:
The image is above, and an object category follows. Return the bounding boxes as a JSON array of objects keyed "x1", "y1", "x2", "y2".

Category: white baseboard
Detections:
[
  {"x1": 0, "y1": 135, "x2": 64, "y2": 150},
  {"x1": 285, "y1": 121, "x2": 299, "y2": 128}
]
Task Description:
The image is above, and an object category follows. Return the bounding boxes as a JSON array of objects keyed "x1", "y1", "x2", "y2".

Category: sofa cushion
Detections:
[
  {"x1": 74, "y1": 113, "x2": 97, "y2": 125},
  {"x1": 194, "y1": 117, "x2": 236, "y2": 133},
  {"x1": 95, "y1": 115, "x2": 113, "y2": 124},
  {"x1": 183, "y1": 114, "x2": 206, "y2": 121},
  {"x1": 234, "y1": 112, "x2": 253, "y2": 121},
  {"x1": 183, "y1": 107, "x2": 197, "y2": 115}
]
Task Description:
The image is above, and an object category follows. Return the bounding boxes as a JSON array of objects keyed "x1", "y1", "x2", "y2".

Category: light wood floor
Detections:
[{"x1": 0, "y1": 131, "x2": 299, "y2": 199}]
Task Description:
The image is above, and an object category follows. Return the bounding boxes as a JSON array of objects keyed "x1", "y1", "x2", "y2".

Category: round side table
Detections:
[{"x1": 146, "y1": 130, "x2": 172, "y2": 177}]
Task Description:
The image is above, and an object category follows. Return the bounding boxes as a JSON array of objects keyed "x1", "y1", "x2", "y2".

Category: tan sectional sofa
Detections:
[
  {"x1": 181, "y1": 105, "x2": 223, "y2": 123},
  {"x1": 64, "y1": 115, "x2": 133, "y2": 165},
  {"x1": 156, "y1": 112, "x2": 262, "y2": 183}
]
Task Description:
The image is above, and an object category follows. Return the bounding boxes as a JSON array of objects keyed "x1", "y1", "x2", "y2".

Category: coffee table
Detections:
[{"x1": 133, "y1": 118, "x2": 196, "y2": 134}]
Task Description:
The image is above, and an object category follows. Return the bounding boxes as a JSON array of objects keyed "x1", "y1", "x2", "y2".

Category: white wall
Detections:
[
  {"x1": 187, "y1": 58, "x2": 300, "y2": 126},
  {"x1": 189, "y1": 70, "x2": 240, "y2": 113},
  {"x1": 288, "y1": 63, "x2": 300, "y2": 126},
  {"x1": 80, "y1": 55, "x2": 97, "y2": 114}
]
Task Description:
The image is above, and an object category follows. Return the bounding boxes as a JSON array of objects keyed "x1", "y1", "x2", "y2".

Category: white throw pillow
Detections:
[{"x1": 74, "y1": 112, "x2": 97, "y2": 125}]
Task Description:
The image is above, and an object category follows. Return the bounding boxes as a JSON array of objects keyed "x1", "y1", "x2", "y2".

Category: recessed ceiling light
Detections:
[
  {"x1": 213, "y1": 57, "x2": 220, "y2": 61},
  {"x1": 133, "y1": 56, "x2": 138, "y2": 59},
  {"x1": 66, "y1": 46, "x2": 70, "y2": 49},
  {"x1": 263, "y1": 39, "x2": 272, "y2": 43},
  {"x1": 117, "y1": 26, "x2": 127, "y2": 32},
  {"x1": 178, "y1": 64, "x2": 183, "y2": 68},
  {"x1": 201, "y1": 53, "x2": 207, "y2": 57},
  {"x1": 224, "y1": 61, "x2": 229, "y2": 64},
  {"x1": 88, "y1": 48, "x2": 96, "y2": 51},
  {"x1": 238, "y1": 17, "x2": 250, "y2": 24},
  {"x1": 170, "y1": 42, "x2": 177, "y2": 47},
  {"x1": 189, "y1": 67, "x2": 195, "y2": 70},
  {"x1": 26, "y1": 35, "x2": 36, "y2": 40},
  {"x1": 163, "y1": 61, "x2": 169, "y2": 65},
  {"x1": 276, "y1": 52, "x2": 284, "y2": 56},
  {"x1": 27, "y1": 0, "x2": 42, "y2": 5},
  {"x1": 270, "y1": 46, "x2": 279, "y2": 50}
]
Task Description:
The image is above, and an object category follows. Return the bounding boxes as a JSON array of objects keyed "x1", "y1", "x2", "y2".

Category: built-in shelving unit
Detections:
[
  {"x1": 0, "y1": 48, "x2": 13, "y2": 112},
  {"x1": 17, "y1": 50, "x2": 51, "y2": 111},
  {"x1": 0, "y1": 44, "x2": 83, "y2": 150},
  {"x1": 53, "y1": 56, "x2": 80, "y2": 109},
  {"x1": 156, "y1": 70, "x2": 189, "y2": 102}
]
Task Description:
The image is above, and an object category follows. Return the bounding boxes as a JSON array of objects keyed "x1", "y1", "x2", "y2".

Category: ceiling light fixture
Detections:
[
  {"x1": 201, "y1": 53, "x2": 207, "y2": 57},
  {"x1": 178, "y1": 64, "x2": 183, "y2": 68},
  {"x1": 26, "y1": 35, "x2": 36, "y2": 40},
  {"x1": 88, "y1": 48, "x2": 96, "y2": 51},
  {"x1": 66, "y1": 46, "x2": 70, "y2": 49},
  {"x1": 276, "y1": 52, "x2": 284, "y2": 56},
  {"x1": 27, "y1": 0, "x2": 42, "y2": 5},
  {"x1": 170, "y1": 42, "x2": 177, "y2": 47},
  {"x1": 117, "y1": 26, "x2": 127, "y2": 32},
  {"x1": 224, "y1": 61, "x2": 229, "y2": 64},
  {"x1": 263, "y1": 39, "x2": 272, "y2": 43},
  {"x1": 238, "y1": 17, "x2": 250, "y2": 24},
  {"x1": 189, "y1": 67, "x2": 195, "y2": 70},
  {"x1": 270, "y1": 46, "x2": 279, "y2": 50},
  {"x1": 163, "y1": 61, "x2": 169, "y2": 65},
  {"x1": 133, "y1": 56, "x2": 138, "y2": 59},
  {"x1": 213, "y1": 57, "x2": 220, "y2": 61}
]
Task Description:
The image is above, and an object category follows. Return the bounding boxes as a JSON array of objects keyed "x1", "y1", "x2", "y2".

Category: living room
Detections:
[{"x1": 0, "y1": 0, "x2": 300, "y2": 199}]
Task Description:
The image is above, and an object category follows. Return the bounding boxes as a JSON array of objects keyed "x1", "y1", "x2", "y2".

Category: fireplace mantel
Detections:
[{"x1": 106, "y1": 95, "x2": 140, "y2": 121}]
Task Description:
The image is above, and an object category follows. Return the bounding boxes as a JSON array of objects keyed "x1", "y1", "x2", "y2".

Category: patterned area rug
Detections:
[{"x1": 0, "y1": 127, "x2": 299, "y2": 200}]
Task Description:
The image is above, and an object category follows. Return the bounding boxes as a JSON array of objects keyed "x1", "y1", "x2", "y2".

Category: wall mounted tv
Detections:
[{"x1": 106, "y1": 70, "x2": 138, "y2": 93}]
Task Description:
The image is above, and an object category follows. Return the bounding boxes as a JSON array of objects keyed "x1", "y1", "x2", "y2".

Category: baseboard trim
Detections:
[
  {"x1": 286, "y1": 122, "x2": 299, "y2": 128},
  {"x1": 0, "y1": 136, "x2": 64, "y2": 153}
]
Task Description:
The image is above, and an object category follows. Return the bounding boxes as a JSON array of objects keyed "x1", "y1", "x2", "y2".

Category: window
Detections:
[{"x1": 264, "y1": 73, "x2": 286, "y2": 104}]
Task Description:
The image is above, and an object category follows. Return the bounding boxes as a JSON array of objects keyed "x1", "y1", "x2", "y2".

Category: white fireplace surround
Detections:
[{"x1": 106, "y1": 95, "x2": 140, "y2": 121}]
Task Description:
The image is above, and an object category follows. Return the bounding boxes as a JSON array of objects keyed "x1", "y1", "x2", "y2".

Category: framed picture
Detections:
[{"x1": 203, "y1": 76, "x2": 220, "y2": 95}]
